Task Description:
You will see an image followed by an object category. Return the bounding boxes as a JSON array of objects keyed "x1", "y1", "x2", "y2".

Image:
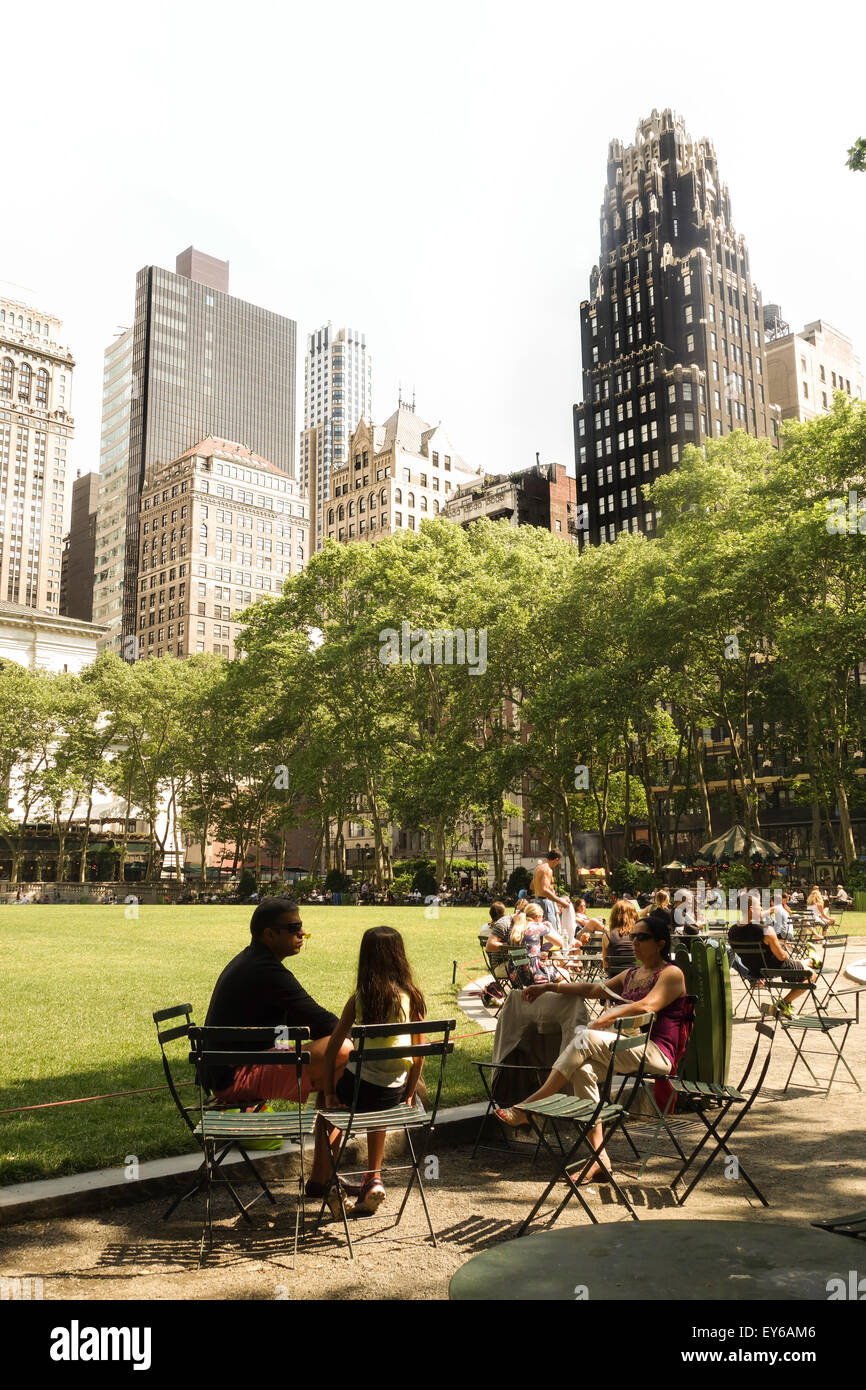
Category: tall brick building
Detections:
[{"x1": 574, "y1": 109, "x2": 780, "y2": 546}]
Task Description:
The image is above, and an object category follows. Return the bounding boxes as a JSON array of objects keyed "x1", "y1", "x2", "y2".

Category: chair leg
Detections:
[
  {"x1": 517, "y1": 1122, "x2": 599, "y2": 1236},
  {"x1": 671, "y1": 1098, "x2": 735, "y2": 1187},
  {"x1": 399, "y1": 1129, "x2": 437, "y2": 1246},
  {"x1": 163, "y1": 1161, "x2": 207, "y2": 1220},
  {"x1": 235, "y1": 1145, "x2": 277, "y2": 1204},
  {"x1": 676, "y1": 1104, "x2": 769, "y2": 1207},
  {"x1": 315, "y1": 1129, "x2": 355, "y2": 1258}
]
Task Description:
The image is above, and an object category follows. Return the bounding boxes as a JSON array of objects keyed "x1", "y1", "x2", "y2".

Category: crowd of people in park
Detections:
[
  {"x1": 185, "y1": 849, "x2": 856, "y2": 1219},
  {"x1": 475, "y1": 855, "x2": 850, "y2": 1169}
]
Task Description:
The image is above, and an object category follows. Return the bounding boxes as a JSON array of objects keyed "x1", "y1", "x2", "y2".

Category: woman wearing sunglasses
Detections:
[{"x1": 496, "y1": 909, "x2": 687, "y2": 1184}]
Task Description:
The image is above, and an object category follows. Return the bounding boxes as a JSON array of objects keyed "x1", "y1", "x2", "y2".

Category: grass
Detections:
[
  {"x1": 1, "y1": 903, "x2": 863, "y2": 1186},
  {"x1": 0, "y1": 904, "x2": 499, "y2": 1185}
]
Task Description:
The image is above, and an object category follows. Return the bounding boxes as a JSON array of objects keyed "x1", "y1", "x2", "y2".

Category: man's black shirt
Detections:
[{"x1": 203, "y1": 939, "x2": 338, "y2": 1091}]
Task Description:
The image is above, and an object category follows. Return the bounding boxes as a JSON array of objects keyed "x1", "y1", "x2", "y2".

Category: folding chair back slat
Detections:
[{"x1": 153, "y1": 1003, "x2": 193, "y2": 1025}]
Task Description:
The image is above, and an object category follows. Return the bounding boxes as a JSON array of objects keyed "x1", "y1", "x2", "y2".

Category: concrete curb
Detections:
[{"x1": 0, "y1": 1102, "x2": 489, "y2": 1228}]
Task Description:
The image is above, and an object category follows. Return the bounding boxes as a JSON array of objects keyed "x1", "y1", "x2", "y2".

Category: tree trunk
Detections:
[
  {"x1": 637, "y1": 738, "x2": 663, "y2": 872},
  {"x1": 693, "y1": 726, "x2": 713, "y2": 839},
  {"x1": 621, "y1": 731, "x2": 632, "y2": 862},
  {"x1": 432, "y1": 819, "x2": 447, "y2": 886},
  {"x1": 79, "y1": 786, "x2": 95, "y2": 885}
]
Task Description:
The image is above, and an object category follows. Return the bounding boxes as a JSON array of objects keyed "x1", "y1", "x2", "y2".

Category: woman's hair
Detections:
[
  {"x1": 524, "y1": 902, "x2": 543, "y2": 922},
  {"x1": 356, "y1": 926, "x2": 425, "y2": 1024},
  {"x1": 807, "y1": 889, "x2": 824, "y2": 907},
  {"x1": 609, "y1": 900, "x2": 637, "y2": 935},
  {"x1": 508, "y1": 906, "x2": 528, "y2": 945},
  {"x1": 642, "y1": 908, "x2": 673, "y2": 960},
  {"x1": 489, "y1": 900, "x2": 506, "y2": 923},
  {"x1": 653, "y1": 889, "x2": 670, "y2": 908}
]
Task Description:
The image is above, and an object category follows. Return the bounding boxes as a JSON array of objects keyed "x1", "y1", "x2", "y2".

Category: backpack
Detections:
[{"x1": 481, "y1": 981, "x2": 506, "y2": 1008}]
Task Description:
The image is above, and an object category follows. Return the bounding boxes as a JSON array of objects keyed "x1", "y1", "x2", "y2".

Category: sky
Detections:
[{"x1": 2, "y1": 0, "x2": 864, "y2": 484}]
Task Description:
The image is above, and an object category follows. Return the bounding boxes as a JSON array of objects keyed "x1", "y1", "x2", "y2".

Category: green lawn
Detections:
[
  {"x1": 0, "y1": 904, "x2": 499, "y2": 1185},
  {"x1": 2, "y1": 904, "x2": 864, "y2": 1187}
]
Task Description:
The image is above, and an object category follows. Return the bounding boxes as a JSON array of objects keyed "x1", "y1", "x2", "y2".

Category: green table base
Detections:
[{"x1": 449, "y1": 1220, "x2": 854, "y2": 1300}]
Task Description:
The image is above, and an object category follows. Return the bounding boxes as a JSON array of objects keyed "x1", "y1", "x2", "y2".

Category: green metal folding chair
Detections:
[
  {"x1": 470, "y1": 1060, "x2": 568, "y2": 1163},
  {"x1": 187, "y1": 1025, "x2": 318, "y2": 1263},
  {"x1": 317, "y1": 1018, "x2": 455, "y2": 1258},
  {"x1": 614, "y1": 994, "x2": 697, "y2": 1176},
  {"x1": 669, "y1": 1018, "x2": 777, "y2": 1207},
  {"x1": 774, "y1": 982, "x2": 862, "y2": 1098},
  {"x1": 514, "y1": 1014, "x2": 655, "y2": 1237},
  {"x1": 153, "y1": 1004, "x2": 212, "y2": 1223}
]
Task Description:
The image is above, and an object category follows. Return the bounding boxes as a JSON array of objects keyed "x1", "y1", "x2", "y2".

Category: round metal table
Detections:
[{"x1": 449, "y1": 1220, "x2": 854, "y2": 1300}]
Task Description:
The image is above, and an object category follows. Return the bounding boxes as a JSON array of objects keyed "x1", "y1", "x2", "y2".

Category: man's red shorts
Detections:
[{"x1": 215, "y1": 1050, "x2": 313, "y2": 1106}]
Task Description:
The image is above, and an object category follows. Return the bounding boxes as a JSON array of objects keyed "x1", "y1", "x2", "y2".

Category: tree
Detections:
[{"x1": 847, "y1": 138, "x2": 866, "y2": 172}]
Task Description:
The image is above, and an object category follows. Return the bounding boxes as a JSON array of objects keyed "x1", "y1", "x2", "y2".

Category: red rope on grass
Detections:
[{"x1": 0, "y1": 1081, "x2": 196, "y2": 1116}]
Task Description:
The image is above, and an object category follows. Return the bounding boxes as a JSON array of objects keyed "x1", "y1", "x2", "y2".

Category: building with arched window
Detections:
[{"x1": 0, "y1": 296, "x2": 74, "y2": 614}]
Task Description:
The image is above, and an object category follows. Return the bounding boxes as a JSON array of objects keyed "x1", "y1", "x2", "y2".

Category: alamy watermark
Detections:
[
  {"x1": 378, "y1": 622, "x2": 487, "y2": 676},
  {"x1": 1, "y1": 1276, "x2": 43, "y2": 1300},
  {"x1": 826, "y1": 490, "x2": 866, "y2": 535}
]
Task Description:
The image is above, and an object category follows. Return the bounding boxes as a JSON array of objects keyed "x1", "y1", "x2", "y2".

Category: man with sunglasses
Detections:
[{"x1": 203, "y1": 896, "x2": 352, "y2": 1199}]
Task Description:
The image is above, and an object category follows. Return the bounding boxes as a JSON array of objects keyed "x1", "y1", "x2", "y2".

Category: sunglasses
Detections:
[
  {"x1": 633, "y1": 932, "x2": 653, "y2": 942},
  {"x1": 275, "y1": 922, "x2": 304, "y2": 935}
]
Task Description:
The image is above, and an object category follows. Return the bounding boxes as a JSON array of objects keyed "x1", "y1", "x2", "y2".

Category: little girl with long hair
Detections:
[{"x1": 323, "y1": 926, "x2": 426, "y2": 1215}]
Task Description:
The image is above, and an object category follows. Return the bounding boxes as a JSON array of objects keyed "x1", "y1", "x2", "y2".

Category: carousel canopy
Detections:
[{"x1": 696, "y1": 825, "x2": 784, "y2": 864}]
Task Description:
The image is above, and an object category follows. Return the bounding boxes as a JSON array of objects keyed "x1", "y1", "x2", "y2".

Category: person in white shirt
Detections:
[{"x1": 765, "y1": 891, "x2": 793, "y2": 941}]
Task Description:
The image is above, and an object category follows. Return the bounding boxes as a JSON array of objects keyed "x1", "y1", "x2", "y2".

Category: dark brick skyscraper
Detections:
[{"x1": 574, "y1": 109, "x2": 780, "y2": 546}]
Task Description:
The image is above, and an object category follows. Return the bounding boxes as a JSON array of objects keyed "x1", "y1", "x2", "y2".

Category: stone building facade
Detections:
[
  {"x1": 0, "y1": 298, "x2": 75, "y2": 613},
  {"x1": 442, "y1": 459, "x2": 579, "y2": 540},
  {"x1": 764, "y1": 314, "x2": 864, "y2": 423},
  {"x1": 574, "y1": 109, "x2": 781, "y2": 546},
  {"x1": 135, "y1": 437, "x2": 308, "y2": 660},
  {"x1": 324, "y1": 400, "x2": 478, "y2": 544}
]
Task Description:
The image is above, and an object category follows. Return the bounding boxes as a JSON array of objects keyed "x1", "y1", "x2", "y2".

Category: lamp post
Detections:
[
  {"x1": 506, "y1": 842, "x2": 518, "y2": 879},
  {"x1": 469, "y1": 822, "x2": 484, "y2": 892}
]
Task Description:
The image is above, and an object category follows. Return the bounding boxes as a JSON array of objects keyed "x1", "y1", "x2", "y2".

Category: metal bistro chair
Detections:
[
  {"x1": 153, "y1": 1004, "x2": 214, "y2": 1223},
  {"x1": 515, "y1": 1013, "x2": 655, "y2": 1237},
  {"x1": 773, "y1": 980, "x2": 863, "y2": 1099},
  {"x1": 187, "y1": 1025, "x2": 318, "y2": 1262},
  {"x1": 317, "y1": 1018, "x2": 455, "y2": 1258},
  {"x1": 614, "y1": 993, "x2": 698, "y2": 1177},
  {"x1": 471, "y1": 1060, "x2": 569, "y2": 1164},
  {"x1": 669, "y1": 1017, "x2": 777, "y2": 1208},
  {"x1": 812, "y1": 1209, "x2": 866, "y2": 1243}
]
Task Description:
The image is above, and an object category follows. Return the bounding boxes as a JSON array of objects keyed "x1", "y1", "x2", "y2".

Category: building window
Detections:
[{"x1": 803, "y1": 381, "x2": 809, "y2": 399}]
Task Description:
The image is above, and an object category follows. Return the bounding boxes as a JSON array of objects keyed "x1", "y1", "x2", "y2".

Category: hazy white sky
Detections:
[{"x1": 3, "y1": 0, "x2": 864, "y2": 482}]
